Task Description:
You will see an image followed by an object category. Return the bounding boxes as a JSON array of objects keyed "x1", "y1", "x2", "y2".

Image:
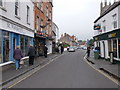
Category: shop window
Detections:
[
  {"x1": 3, "y1": 31, "x2": 10, "y2": 62},
  {"x1": 108, "y1": 40, "x2": 112, "y2": 56},
  {"x1": 25, "y1": 37, "x2": 28, "y2": 56},
  {"x1": 0, "y1": 31, "x2": 2, "y2": 63},
  {"x1": 118, "y1": 39, "x2": 120, "y2": 58},
  {"x1": 20, "y1": 35, "x2": 25, "y2": 56},
  {"x1": 113, "y1": 40, "x2": 117, "y2": 58}
]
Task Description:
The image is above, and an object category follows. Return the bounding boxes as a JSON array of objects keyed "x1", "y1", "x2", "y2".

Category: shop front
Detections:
[
  {"x1": 94, "y1": 29, "x2": 120, "y2": 61},
  {"x1": 0, "y1": 30, "x2": 34, "y2": 64},
  {"x1": 34, "y1": 33, "x2": 46, "y2": 56}
]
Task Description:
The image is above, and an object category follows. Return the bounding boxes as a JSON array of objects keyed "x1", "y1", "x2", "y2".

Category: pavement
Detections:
[
  {"x1": 1, "y1": 52, "x2": 62, "y2": 86},
  {"x1": 87, "y1": 51, "x2": 120, "y2": 79}
]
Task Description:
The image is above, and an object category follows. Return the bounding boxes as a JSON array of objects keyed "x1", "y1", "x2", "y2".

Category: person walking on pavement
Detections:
[
  {"x1": 86, "y1": 47, "x2": 91, "y2": 58},
  {"x1": 13, "y1": 46, "x2": 23, "y2": 70},
  {"x1": 44, "y1": 45, "x2": 48, "y2": 58},
  {"x1": 28, "y1": 44, "x2": 35, "y2": 66},
  {"x1": 61, "y1": 45, "x2": 64, "y2": 54}
]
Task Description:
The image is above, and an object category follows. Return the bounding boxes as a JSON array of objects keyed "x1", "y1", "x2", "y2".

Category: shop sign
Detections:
[
  {"x1": 94, "y1": 24, "x2": 101, "y2": 30},
  {"x1": 7, "y1": 22, "x2": 23, "y2": 32},
  {"x1": 108, "y1": 33, "x2": 117, "y2": 38},
  {"x1": 95, "y1": 37, "x2": 99, "y2": 41}
]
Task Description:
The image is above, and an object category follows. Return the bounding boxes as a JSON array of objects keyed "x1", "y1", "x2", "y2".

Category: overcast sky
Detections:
[{"x1": 53, "y1": 0, "x2": 115, "y2": 40}]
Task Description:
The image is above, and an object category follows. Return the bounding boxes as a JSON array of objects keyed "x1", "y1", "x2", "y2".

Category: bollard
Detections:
[{"x1": 109, "y1": 52, "x2": 114, "y2": 64}]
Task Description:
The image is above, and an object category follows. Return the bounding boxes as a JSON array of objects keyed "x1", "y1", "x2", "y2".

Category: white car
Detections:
[
  {"x1": 82, "y1": 47, "x2": 87, "y2": 50},
  {"x1": 68, "y1": 47, "x2": 75, "y2": 52}
]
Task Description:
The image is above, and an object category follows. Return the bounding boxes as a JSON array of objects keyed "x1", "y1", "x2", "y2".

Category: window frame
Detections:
[{"x1": 27, "y1": 5, "x2": 30, "y2": 24}]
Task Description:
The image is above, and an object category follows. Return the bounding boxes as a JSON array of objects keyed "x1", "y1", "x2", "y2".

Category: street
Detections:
[{"x1": 8, "y1": 50, "x2": 118, "y2": 88}]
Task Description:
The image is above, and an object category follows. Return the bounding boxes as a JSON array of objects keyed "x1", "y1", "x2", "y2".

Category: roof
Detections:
[{"x1": 94, "y1": 1, "x2": 120, "y2": 23}]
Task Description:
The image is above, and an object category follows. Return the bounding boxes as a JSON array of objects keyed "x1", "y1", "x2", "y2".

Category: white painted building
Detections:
[
  {"x1": 0, "y1": 0, "x2": 34, "y2": 65},
  {"x1": 94, "y1": 0, "x2": 120, "y2": 62}
]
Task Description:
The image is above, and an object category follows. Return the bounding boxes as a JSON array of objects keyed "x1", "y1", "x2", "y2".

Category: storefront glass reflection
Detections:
[
  {"x1": 113, "y1": 40, "x2": 117, "y2": 58},
  {"x1": 3, "y1": 31, "x2": 10, "y2": 62}
]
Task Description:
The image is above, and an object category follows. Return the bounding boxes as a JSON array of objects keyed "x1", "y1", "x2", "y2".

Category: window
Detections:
[
  {"x1": 46, "y1": 25, "x2": 49, "y2": 34},
  {"x1": 46, "y1": 6, "x2": 48, "y2": 17},
  {"x1": 112, "y1": 14, "x2": 117, "y2": 29},
  {"x1": 40, "y1": 2, "x2": 43, "y2": 12},
  {"x1": 102, "y1": 20, "x2": 106, "y2": 32},
  {"x1": 40, "y1": 19, "x2": 43, "y2": 32},
  {"x1": 113, "y1": 40, "x2": 117, "y2": 58},
  {"x1": 36, "y1": 2, "x2": 40, "y2": 9},
  {"x1": 36, "y1": 16, "x2": 39, "y2": 30},
  {"x1": 27, "y1": 5, "x2": 30, "y2": 24},
  {"x1": 49, "y1": 11, "x2": 52, "y2": 20},
  {"x1": 20, "y1": 35, "x2": 25, "y2": 56},
  {"x1": 15, "y1": 0, "x2": 19, "y2": 16},
  {"x1": 3, "y1": 31, "x2": 10, "y2": 62}
]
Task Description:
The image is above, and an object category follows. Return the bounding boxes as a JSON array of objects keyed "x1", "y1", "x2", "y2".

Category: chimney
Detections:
[
  {"x1": 100, "y1": 1, "x2": 103, "y2": 14},
  {"x1": 109, "y1": 2, "x2": 111, "y2": 6},
  {"x1": 104, "y1": 0, "x2": 107, "y2": 7}
]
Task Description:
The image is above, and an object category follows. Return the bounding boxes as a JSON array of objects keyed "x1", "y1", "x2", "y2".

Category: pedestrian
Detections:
[
  {"x1": 13, "y1": 46, "x2": 23, "y2": 70},
  {"x1": 58, "y1": 46, "x2": 61, "y2": 54},
  {"x1": 44, "y1": 45, "x2": 48, "y2": 58},
  {"x1": 86, "y1": 47, "x2": 91, "y2": 58},
  {"x1": 28, "y1": 44, "x2": 35, "y2": 66},
  {"x1": 61, "y1": 45, "x2": 64, "y2": 54}
]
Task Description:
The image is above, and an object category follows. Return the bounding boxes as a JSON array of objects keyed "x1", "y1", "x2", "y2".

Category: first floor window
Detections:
[
  {"x1": 27, "y1": 5, "x2": 30, "y2": 24},
  {"x1": 15, "y1": 0, "x2": 19, "y2": 16}
]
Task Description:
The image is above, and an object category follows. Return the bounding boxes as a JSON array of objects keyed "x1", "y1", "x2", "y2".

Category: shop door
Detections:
[{"x1": 3, "y1": 32, "x2": 10, "y2": 62}]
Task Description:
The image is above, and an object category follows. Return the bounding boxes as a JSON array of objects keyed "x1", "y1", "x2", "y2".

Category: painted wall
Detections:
[
  {"x1": 0, "y1": 0, "x2": 34, "y2": 37},
  {"x1": 118, "y1": 5, "x2": 120, "y2": 28},
  {"x1": 94, "y1": 6, "x2": 119, "y2": 36}
]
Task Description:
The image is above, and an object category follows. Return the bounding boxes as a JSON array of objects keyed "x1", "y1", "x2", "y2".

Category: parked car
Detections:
[
  {"x1": 68, "y1": 46, "x2": 75, "y2": 52},
  {"x1": 82, "y1": 47, "x2": 87, "y2": 50}
]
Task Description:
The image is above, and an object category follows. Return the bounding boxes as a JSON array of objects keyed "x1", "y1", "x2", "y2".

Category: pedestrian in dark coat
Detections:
[
  {"x1": 14, "y1": 46, "x2": 23, "y2": 70},
  {"x1": 61, "y1": 45, "x2": 64, "y2": 54},
  {"x1": 86, "y1": 47, "x2": 91, "y2": 58},
  {"x1": 28, "y1": 44, "x2": 35, "y2": 66},
  {"x1": 44, "y1": 45, "x2": 48, "y2": 58}
]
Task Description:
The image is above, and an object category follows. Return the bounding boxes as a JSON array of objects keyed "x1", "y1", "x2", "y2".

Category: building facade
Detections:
[
  {"x1": 52, "y1": 22, "x2": 59, "y2": 53},
  {"x1": 0, "y1": 0, "x2": 34, "y2": 65},
  {"x1": 34, "y1": 0, "x2": 53, "y2": 55},
  {"x1": 94, "y1": 1, "x2": 120, "y2": 62},
  {"x1": 59, "y1": 33, "x2": 78, "y2": 47}
]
